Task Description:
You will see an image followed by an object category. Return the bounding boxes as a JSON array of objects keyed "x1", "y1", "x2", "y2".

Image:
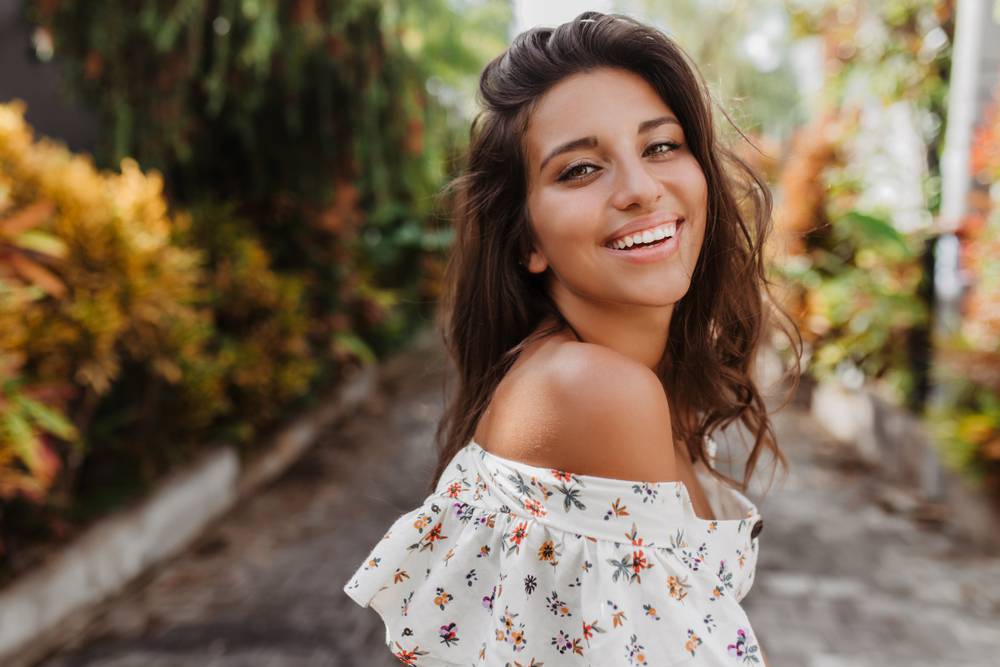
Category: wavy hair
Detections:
[{"x1": 430, "y1": 11, "x2": 802, "y2": 495}]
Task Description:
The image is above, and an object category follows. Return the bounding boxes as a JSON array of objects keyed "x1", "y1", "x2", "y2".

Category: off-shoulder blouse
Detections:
[{"x1": 344, "y1": 435, "x2": 765, "y2": 666}]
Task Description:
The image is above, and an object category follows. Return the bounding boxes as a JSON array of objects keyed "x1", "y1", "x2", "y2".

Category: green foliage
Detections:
[
  {"x1": 0, "y1": 349, "x2": 78, "y2": 505},
  {"x1": 772, "y1": 204, "x2": 929, "y2": 395},
  {"x1": 786, "y1": 0, "x2": 952, "y2": 166},
  {"x1": 934, "y1": 67, "x2": 1000, "y2": 489},
  {"x1": 0, "y1": 100, "x2": 218, "y2": 566},
  {"x1": 767, "y1": 0, "x2": 951, "y2": 408},
  {"x1": 1, "y1": 1, "x2": 511, "y2": 577},
  {"x1": 28, "y1": 0, "x2": 511, "y2": 363},
  {"x1": 171, "y1": 201, "x2": 320, "y2": 438},
  {"x1": 926, "y1": 370, "x2": 1000, "y2": 488}
]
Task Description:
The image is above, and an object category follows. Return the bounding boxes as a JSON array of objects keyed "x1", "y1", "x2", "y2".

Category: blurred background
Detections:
[{"x1": 1, "y1": 0, "x2": 999, "y2": 665}]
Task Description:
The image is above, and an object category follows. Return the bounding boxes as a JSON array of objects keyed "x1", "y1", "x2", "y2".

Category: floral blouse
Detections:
[{"x1": 343, "y1": 436, "x2": 765, "y2": 666}]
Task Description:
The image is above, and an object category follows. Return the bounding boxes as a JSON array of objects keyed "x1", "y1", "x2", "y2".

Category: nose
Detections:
[{"x1": 609, "y1": 155, "x2": 663, "y2": 210}]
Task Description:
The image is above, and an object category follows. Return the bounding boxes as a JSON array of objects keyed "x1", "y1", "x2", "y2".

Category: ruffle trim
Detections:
[{"x1": 344, "y1": 493, "x2": 763, "y2": 666}]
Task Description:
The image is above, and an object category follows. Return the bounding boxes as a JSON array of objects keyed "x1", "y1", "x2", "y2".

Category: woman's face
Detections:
[{"x1": 523, "y1": 67, "x2": 708, "y2": 314}]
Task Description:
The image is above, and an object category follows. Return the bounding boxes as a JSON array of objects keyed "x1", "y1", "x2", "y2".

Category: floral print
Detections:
[
  {"x1": 344, "y1": 436, "x2": 765, "y2": 665},
  {"x1": 727, "y1": 628, "x2": 762, "y2": 663}
]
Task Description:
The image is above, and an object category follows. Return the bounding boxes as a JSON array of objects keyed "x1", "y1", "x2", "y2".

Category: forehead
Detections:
[{"x1": 524, "y1": 68, "x2": 675, "y2": 163}]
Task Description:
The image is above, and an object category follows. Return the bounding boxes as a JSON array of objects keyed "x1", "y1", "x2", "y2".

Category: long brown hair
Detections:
[{"x1": 429, "y1": 11, "x2": 802, "y2": 495}]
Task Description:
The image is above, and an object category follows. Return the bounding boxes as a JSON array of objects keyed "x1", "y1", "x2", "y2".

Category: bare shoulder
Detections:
[{"x1": 481, "y1": 340, "x2": 678, "y2": 482}]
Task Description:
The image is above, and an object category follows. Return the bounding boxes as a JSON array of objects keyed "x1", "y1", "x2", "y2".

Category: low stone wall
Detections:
[{"x1": 0, "y1": 364, "x2": 378, "y2": 667}]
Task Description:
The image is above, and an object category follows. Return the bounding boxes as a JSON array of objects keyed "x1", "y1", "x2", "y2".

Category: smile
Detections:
[
  {"x1": 604, "y1": 221, "x2": 679, "y2": 250},
  {"x1": 602, "y1": 220, "x2": 683, "y2": 264}
]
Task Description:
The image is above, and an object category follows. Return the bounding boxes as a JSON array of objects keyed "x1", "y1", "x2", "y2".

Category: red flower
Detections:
[
  {"x1": 510, "y1": 521, "x2": 529, "y2": 545},
  {"x1": 631, "y1": 550, "x2": 649, "y2": 574},
  {"x1": 425, "y1": 522, "x2": 446, "y2": 544}
]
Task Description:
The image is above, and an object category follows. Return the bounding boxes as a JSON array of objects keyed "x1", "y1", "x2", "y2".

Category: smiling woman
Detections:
[
  {"x1": 523, "y1": 67, "x2": 707, "y2": 303},
  {"x1": 344, "y1": 11, "x2": 801, "y2": 666}
]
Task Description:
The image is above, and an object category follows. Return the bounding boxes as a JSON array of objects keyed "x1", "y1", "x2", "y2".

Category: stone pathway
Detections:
[
  {"x1": 742, "y1": 406, "x2": 1000, "y2": 667},
  {"x1": 39, "y1": 335, "x2": 1000, "y2": 666}
]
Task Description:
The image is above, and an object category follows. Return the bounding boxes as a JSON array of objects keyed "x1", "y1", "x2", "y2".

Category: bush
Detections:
[
  {"x1": 0, "y1": 101, "x2": 370, "y2": 577},
  {"x1": 26, "y1": 0, "x2": 501, "y2": 360},
  {"x1": 0, "y1": 100, "x2": 216, "y2": 565}
]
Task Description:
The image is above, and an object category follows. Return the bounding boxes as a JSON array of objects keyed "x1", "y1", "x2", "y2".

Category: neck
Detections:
[{"x1": 546, "y1": 278, "x2": 673, "y2": 371}]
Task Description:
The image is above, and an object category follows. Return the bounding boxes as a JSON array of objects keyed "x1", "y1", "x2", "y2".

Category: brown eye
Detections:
[
  {"x1": 646, "y1": 141, "x2": 681, "y2": 156},
  {"x1": 557, "y1": 163, "x2": 600, "y2": 182}
]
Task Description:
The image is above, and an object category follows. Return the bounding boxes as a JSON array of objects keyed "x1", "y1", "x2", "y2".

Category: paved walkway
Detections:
[
  {"x1": 742, "y1": 405, "x2": 1000, "y2": 667},
  {"x1": 40, "y1": 335, "x2": 1000, "y2": 666}
]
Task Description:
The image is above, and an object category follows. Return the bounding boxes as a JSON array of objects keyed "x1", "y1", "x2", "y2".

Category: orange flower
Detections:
[
  {"x1": 425, "y1": 522, "x2": 446, "y2": 544},
  {"x1": 609, "y1": 497, "x2": 629, "y2": 517},
  {"x1": 668, "y1": 575, "x2": 690, "y2": 602},
  {"x1": 523, "y1": 497, "x2": 547, "y2": 517},
  {"x1": 631, "y1": 550, "x2": 649, "y2": 574},
  {"x1": 433, "y1": 587, "x2": 453, "y2": 610},
  {"x1": 551, "y1": 469, "x2": 573, "y2": 482}
]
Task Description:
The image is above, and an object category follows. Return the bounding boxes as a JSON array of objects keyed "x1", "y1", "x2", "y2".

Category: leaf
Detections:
[
  {"x1": 957, "y1": 414, "x2": 996, "y2": 445},
  {"x1": 837, "y1": 211, "x2": 913, "y2": 258},
  {"x1": 13, "y1": 394, "x2": 79, "y2": 441},
  {"x1": 606, "y1": 556, "x2": 631, "y2": 583},
  {"x1": 0, "y1": 201, "x2": 55, "y2": 237},
  {"x1": 1, "y1": 410, "x2": 40, "y2": 468},
  {"x1": 331, "y1": 331, "x2": 376, "y2": 365},
  {"x1": 6, "y1": 253, "x2": 67, "y2": 297},
  {"x1": 557, "y1": 483, "x2": 586, "y2": 512},
  {"x1": 13, "y1": 230, "x2": 68, "y2": 258}
]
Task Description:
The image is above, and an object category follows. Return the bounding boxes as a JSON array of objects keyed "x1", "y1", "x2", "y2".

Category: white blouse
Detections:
[{"x1": 344, "y1": 436, "x2": 765, "y2": 666}]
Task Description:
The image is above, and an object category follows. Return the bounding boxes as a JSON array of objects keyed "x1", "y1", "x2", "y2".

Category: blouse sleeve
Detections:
[{"x1": 344, "y1": 442, "x2": 765, "y2": 666}]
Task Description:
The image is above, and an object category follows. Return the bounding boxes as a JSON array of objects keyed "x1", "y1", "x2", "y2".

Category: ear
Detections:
[{"x1": 526, "y1": 246, "x2": 548, "y2": 274}]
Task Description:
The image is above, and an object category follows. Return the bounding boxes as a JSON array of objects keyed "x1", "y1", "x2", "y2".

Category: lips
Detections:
[
  {"x1": 601, "y1": 219, "x2": 684, "y2": 263},
  {"x1": 602, "y1": 213, "x2": 685, "y2": 247}
]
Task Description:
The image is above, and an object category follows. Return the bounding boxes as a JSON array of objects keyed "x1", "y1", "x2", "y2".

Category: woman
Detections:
[{"x1": 345, "y1": 11, "x2": 801, "y2": 666}]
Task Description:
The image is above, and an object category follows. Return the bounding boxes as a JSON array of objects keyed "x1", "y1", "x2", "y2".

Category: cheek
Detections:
[
  {"x1": 529, "y1": 190, "x2": 602, "y2": 248},
  {"x1": 678, "y1": 162, "x2": 708, "y2": 209}
]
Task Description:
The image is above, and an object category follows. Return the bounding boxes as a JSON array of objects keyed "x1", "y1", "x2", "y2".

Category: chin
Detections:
[
  {"x1": 628, "y1": 277, "x2": 692, "y2": 303},
  {"x1": 621, "y1": 288, "x2": 690, "y2": 308}
]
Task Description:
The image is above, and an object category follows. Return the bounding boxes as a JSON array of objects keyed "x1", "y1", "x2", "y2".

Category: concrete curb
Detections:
[
  {"x1": 810, "y1": 376, "x2": 1000, "y2": 553},
  {"x1": 0, "y1": 363, "x2": 378, "y2": 666}
]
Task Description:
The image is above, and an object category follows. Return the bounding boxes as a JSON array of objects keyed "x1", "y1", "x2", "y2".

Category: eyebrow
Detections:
[{"x1": 538, "y1": 115, "x2": 681, "y2": 173}]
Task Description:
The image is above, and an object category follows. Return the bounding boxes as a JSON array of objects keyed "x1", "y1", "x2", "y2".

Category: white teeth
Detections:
[{"x1": 607, "y1": 221, "x2": 679, "y2": 249}]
